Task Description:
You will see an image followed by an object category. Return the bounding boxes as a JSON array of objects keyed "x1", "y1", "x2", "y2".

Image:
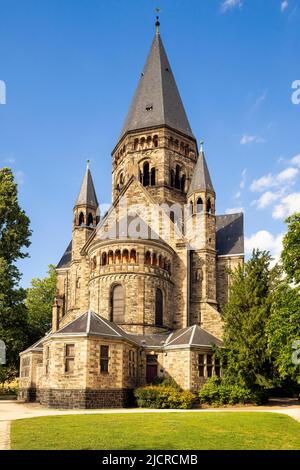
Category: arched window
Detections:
[
  {"x1": 88, "y1": 213, "x2": 94, "y2": 227},
  {"x1": 147, "y1": 136, "x2": 152, "y2": 148},
  {"x1": 115, "y1": 250, "x2": 121, "y2": 264},
  {"x1": 207, "y1": 198, "x2": 212, "y2": 214},
  {"x1": 92, "y1": 256, "x2": 97, "y2": 270},
  {"x1": 122, "y1": 249, "x2": 129, "y2": 264},
  {"x1": 197, "y1": 197, "x2": 203, "y2": 213},
  {"x1": 189, "y1": 201, "x2": 194, "y2": 215},
  {"x1": 102, "y1": 252, "x2": 107, "y2": 266},
  {"x1": 169, "y1": 137, "x2": 173, "y2": 148},
  {"x1": 181, "y1": 174, "x2": 186, "y2": 192},
  {"x1": 159, "y1": 255, "x2": 164, "y2": 269},
  {"x1": 140, "y1": 137, "x2": 146, "y2": 149},
  {"x1": 170, "y1": 169, "x2": 175, "y2": 188},
  {"x1": 134, "y1": 138, "x2": 139, "y2": 151},
  {"x1": 130, "y1": 249, "x2": 137, "y2": 263},
  {"x1": 111, "y1": 285, "x2": 125, "y2": 323},
  {"x1": 119, "y1": 173, "x2": 124, "y2": 187},
  {"x1": 153, "y1": 135, "x2": 158, "y2": 147},
  {"x1": 108, "y1": 250, "x2": 114, "y2": 265},
  {"x1": 79, "y1": 212, "x2": 85, "y2": 226},
  {"x1": 155, "y1": 288, "x2": 163, "y2": 326},
  {"x1": 175, "y1": 165, "x2": 180, "y2": 189},
  {"x1": 145, "y1": 251, "x2": 151, "y2": 265},
  {"x1": 152, "y1": 253, "x2": 157, "y2": 266},
  {"x1": 151, "y1": 168, "x2": 156, "y2": 186},
  {"x1": 143, "y1": 162, "x2": 150, "y2": 186}
]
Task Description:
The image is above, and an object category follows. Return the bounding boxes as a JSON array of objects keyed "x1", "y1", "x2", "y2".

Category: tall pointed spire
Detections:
[
  {"x1": 75, "y1": 161, "x2": 98, "y2": 208},
  {"x1": 188, "y1": 143, "x2": 214, "y2": 196},
  {"x1": 120, "y1": 21, "x2": 194, "y2": 140}
]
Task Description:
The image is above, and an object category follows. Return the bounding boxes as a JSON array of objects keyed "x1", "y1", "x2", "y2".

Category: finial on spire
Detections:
[
  {"x1": 200, "y1": 140, "x2": 204, "y2": 152},
  {"x1": 86, "y1": 159, "x2": 90, "y2": 170},
  {"x1": 155, "y1": 7, "x2": 160, "y2": 34}
]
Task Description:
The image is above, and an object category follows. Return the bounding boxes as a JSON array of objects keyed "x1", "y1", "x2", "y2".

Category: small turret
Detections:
[
  {"x1": 187, "y1": 141, "x2": 215, "y2": 215},
  {"x1": 72, "y1": 161, "x2": 99, "y2": 263},
  {"x1": 187, "y1": 143, "x2": 218, "y2": 327},
  {"x1": 73, "y1": 160, "x2": 99, "y2": 229}
]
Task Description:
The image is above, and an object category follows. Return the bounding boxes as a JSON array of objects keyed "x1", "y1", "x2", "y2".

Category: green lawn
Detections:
[{"x1": 11, "y1": 412, "x2": 300, "y2": 450}]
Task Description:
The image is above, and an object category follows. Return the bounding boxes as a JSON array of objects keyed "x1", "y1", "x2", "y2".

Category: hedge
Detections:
[
  {"x1": 199, "y1": 376, "x2": 267, "y2": 406},
  {"x1": 134, "y1": 385, "x2": 195, "y2": 409}
]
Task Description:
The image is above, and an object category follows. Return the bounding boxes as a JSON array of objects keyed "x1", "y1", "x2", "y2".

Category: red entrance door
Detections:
[{"x1": 146, "y1": 355, "x2": 158, "y2": 383}]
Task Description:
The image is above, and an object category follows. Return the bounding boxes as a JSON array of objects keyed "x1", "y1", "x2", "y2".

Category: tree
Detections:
[
  {"x1": 266, "y1": 213, "x2": 300, "y2": 390},
  {"x1": 221, "y1": 250, "x2": 280, "y2": 391},
  {"x1": 0, "y1": 168, "x2": 31, "y2": 374},
  {"x1": 266, "y1": 283, "x2": 300, "y2": 387},
  {"x1": 26, "y1": 265, "x2": 57, "y2": 342},
  {"x1": 281, "y1": 213, "x2": 300, "y2": 285}
]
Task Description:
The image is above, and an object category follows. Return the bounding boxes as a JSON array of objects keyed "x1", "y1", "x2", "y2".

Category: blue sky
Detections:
[{"x1": 0, "y1": 0, "x2": 300, "y2": 287}]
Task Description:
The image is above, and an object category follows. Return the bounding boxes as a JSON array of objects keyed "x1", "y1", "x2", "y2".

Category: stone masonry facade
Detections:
[{"x1": 19, "y1": 23, "x2": 244, "y2": 408}]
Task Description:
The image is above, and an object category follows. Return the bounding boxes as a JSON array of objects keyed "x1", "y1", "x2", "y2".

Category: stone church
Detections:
[{"x1": 19, "y1": 21, "x2": 244, "y2": 408}]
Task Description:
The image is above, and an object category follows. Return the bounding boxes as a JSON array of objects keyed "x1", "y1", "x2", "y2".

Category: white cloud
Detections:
[
  {"x1": 251, "y1": 91, "x2": 267, "y2": 112},
  {"x1": 290, "y1": 154, "x2": 300, "y2": 167},
  {"x1": 240, "y1": 168, "x2": 247, "y2": 189},
  {"x1": 255, "y1": 191, "x2": 281, "y2": 209},
  {"x1": 281, "y1": 1, "x2": 289, "y2": 12},
  {"x1": 220, "y1": 0, "x2": 243, "y2": 13},
  {"x1": 250, "y1": 167, "x2": 298, "y2": 192},
  {"x1": 245, "y1": 230, "x2": 284, "y2": 265},
  {"x1": 225, "y1": 207, "x2": 244, "y2": 214},
  {"x1": 240, "y1": 135, "x2": 265, "y2": 145},
  {"x1": 277, "y1": 167, "x2": 298, "y2": 183},
  {"x1": 272, "y1": 192, "x2": 300, "y2": 219},
  {"x1": 250, "y1": 173, "x2": 274, "y2": 192}
]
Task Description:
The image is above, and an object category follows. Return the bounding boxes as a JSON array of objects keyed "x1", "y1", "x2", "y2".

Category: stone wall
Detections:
[
  {"x1": 111, "y1": 127, "x2": 198, "y2": 206},
  {"x1": 38, "y1": 388, "x2": 134, "y2": 409}
]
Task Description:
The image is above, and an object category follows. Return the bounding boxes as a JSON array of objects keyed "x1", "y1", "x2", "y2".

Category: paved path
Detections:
[{"x1": 1, "y1": 400, "x2": 300, "y2": 450}]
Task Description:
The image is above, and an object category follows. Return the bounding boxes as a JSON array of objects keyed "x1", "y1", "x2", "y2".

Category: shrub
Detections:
[
  {"x1": 0, "y1": 378, "x2": 19, "y2": 396},
  {"x1": 134, "y1": 385, "x2": 195, "y2": 409},
  {"x1": 199, "y1": 377, "x2": 266, "y2": 406},
  {"x1": 151, "y1": 376, "x2": 182, "y2": 390}
]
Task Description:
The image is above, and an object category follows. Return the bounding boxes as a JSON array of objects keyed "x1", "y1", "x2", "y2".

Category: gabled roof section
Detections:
[
  {"x1": 165, "y1": 325, "x2": 222, "y2": 348},
  {"x1": 120, "y1": 29, "x2": 194, "y2": 140},
  {"x1": 188, "y1": 150, "x2": 214, "y2": 196},
  {"x1": 75, "y1": 164, "x2": 98, "y2": 208},
  {"x1": 57, "y1": 241, "x2": 72, "y2": 269},
  {"x1": 216, "y1": 213, "x2": 244, "y2": 256},
  {"x1": 128, "y1": 325, "x2": 222, "y2": 349},
  {"x1": 53, "y1": 310, "x2": 139, "y2": 345},
  {"x1": 80, "y1": 176, "x2": 184, "y2": 254}
]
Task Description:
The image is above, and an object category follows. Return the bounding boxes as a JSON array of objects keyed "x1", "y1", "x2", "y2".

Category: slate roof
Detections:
[
  {"x1": 51, "y1": 311, "x2": 222, "y2": 349},
  {"x1": 52, "y1": 310, "x2": 140, "y2": 345},
  {"x1": 56, "y1": 241, "x2": 72, "y2": 269},
  {"x1": 216, "y1": 213, "x2": 244, "y2": 256},
  {"x1": 128, "y1": 325, "x2": 222, "y2": 349},
  {"x1": 187, "y1": 151, "x2": 215, "y2": 195},
  {"x1": 20, "y1": 336, "x2": 47, "y2": 355},
  {"x1": 164, "y1": 325, "x2": 222, "y2": 349},
  {"x1": 103, "y1": 214, "x2": 164, "y2": 244},
  {"x1": 120, "y1": 30, "x2": 194, "y2": 140},
  {"x1": 75, "y1": 166, "x2": 98, "y2": 208}
]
